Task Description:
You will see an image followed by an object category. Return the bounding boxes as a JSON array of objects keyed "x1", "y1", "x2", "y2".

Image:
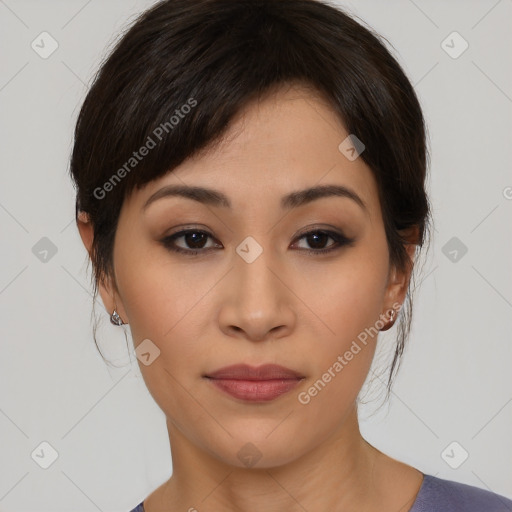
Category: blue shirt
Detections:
[{"x1": 128, "y1": 473, "x2": 512, "y2": 511}]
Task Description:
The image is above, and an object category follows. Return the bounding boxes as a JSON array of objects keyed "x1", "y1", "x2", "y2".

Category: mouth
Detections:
[{"x1": 203, "y1": 364, "x2": 306, "y2": 402}]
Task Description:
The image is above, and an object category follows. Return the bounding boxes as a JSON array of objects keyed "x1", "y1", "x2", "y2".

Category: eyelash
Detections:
[{"x1": 160, "y1": 228, "x2": 355, "y2": 257}]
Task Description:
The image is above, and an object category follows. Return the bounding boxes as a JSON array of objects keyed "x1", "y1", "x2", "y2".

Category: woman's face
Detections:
[{"x1": 94, "y1": 85, "x2": 410, "y2": 468}]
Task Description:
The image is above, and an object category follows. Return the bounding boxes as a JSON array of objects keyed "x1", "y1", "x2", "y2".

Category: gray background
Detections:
[{"x1": 1, "y1": 0, "x2": 511, "y2": 510}]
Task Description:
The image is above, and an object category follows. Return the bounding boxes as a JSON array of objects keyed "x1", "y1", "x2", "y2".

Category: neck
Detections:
[{"x1": 152, "y1": 404, "x2": 383, "y2": 511}]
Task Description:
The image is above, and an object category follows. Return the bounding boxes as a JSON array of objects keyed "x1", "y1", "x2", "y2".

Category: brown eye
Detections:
[
  {"x1": 292, "y1": 229, "x2": 355, "y2": 255},
  {"x1": 160, "y1": 228, "x2": 354, "y2": 257},
  {"x1": 161, "y1": 229, "x2": 220, "y2": 255}
]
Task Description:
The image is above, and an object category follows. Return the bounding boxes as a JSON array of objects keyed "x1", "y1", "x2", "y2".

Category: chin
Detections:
[{"x1": 208, "y1": 431, "x2": 306, "y2": 470}]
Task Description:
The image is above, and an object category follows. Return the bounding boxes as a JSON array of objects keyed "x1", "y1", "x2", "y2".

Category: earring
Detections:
[
  {"x1": 379, "y1": 308, "x2": 396, "y2": 332},
  {"x1": 110, "y1": 307, "x2": 125, "y2": 326}
]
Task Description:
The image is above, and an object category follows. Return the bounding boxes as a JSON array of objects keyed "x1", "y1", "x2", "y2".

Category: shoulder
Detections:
[
  {"x1": 127, "y1": 476, "x2": 512, "y2": 512},
  {"x1": 410, "y1": 474, "x2": 512, "y2": 512}
]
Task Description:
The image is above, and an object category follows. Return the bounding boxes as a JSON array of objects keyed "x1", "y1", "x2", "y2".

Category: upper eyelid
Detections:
[
  {"x1": 167, "y1": 226, "x2": 346, "y2": 238},
  {"x1": 165, "y1": 227, "x2": 351, "y2": 249}
]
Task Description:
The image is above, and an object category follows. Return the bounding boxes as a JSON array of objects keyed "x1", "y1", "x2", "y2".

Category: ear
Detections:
[
  {"x1": 382, "y1": 225, "x2": 419, "y2": 315},
  {"x1": 76, "y1": 211, "x2": 128, "y2": 324}
]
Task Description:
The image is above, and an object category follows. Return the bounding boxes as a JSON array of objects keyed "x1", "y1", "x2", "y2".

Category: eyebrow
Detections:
[{"x1": 142, "y1": 183, "x2": 367, "y2": 213}]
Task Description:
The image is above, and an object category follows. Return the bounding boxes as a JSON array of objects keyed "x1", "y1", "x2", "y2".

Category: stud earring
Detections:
[
  {"x1": 110, "y1": 306, "x2": 125, "y2": 326},
  {"x1": 379, "y1": 308, "x2": 397, "y2": 332}
]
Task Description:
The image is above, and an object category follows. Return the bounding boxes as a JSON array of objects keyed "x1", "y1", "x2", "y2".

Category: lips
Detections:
[
  {"x1": 204, "y1": 364, "x2": 305, "y2": 402},
  {"x1": 204, "y1": 363, "x2": 305, "y2": 380}
]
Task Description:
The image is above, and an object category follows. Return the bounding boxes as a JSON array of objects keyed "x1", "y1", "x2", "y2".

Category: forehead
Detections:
[{"x1": 129, "y1": 84, "x2": 381, "y2": 220}]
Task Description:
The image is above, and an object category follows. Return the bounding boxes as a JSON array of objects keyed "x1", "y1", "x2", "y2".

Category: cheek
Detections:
[
  {"x1": 117, "y1": 267, "x2": 205, "y2": 369},
  {"x1": 114, "y1": 234, "x2": 198, "y2": 338},
  {"x1": 293, "y1": 264, "x2": 388, "y2": 425},
  {"x1": 295, "y1": 244, "x2": 389, "y2": 395},
  {"x1": 112, "y1": 257, "x2": 199, "y2": 426},
  {"x1": 115, "y1": 256, "x2": 209, "y2": 420},
  {"x1": 297, "y1": 244, "x2": 389, "y2": 343}
]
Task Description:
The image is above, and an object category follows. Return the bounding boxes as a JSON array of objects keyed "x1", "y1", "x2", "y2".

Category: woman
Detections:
[{"x1": 70, "y1": 0, "x2": 512, "y2": 510}]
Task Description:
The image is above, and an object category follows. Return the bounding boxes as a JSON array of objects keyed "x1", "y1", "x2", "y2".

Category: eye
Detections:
[
  {"x1": 291, "y1": 229, "x2": 355, "y2": 255},
  {"x1": 161, "y1": 229, "x2": 220, "y2": 256},
  {"x1": 160, "y1": 227, "x2": 355, "y2": 256}
]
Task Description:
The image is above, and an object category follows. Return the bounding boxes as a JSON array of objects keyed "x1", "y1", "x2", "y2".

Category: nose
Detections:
[{"x1": 217, "y1": 247, "x2": 297, "y2": 342}]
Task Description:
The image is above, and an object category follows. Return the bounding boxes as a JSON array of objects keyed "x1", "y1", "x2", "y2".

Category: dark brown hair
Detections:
[{"x1": 69, "y1": 0, "x2": 432, "y2": 402}]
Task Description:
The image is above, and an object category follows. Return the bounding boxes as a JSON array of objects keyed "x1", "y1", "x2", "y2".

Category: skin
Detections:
[{"x1": 78, "y1": 83, "x2": 422, "y2": 512}]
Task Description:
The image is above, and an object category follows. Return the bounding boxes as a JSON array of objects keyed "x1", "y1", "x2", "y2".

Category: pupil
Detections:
[
  {"x1": 186, "y1": 232, "x2": 206, "y2": 248},
  {"x1": 308, "y1": 232, "x2": 327, "y2": 249}
]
